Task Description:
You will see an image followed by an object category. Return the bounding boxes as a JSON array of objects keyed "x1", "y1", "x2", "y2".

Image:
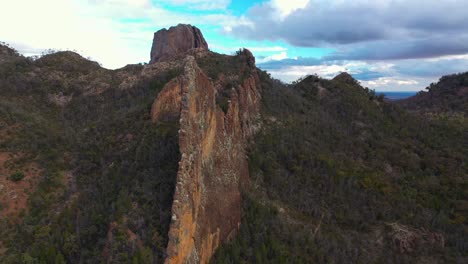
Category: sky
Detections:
[{"x1": 1, "y1": 0, "x2": 468, "y2": 91}]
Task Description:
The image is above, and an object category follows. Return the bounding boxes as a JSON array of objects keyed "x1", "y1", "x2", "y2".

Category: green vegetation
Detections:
[
  {"x1": 198, "y1": 49, "x2": 253, "y2": 83},
  {"x1": 198, "y1": 49, "x2": 255, "y2": 114},
  {"x1": 213, "y1": 71, "x2": 467, "y2": 263},
  {"x1": 0, "y1": 47, "x2": 181, "y2": 263},
  {"x1": 1, "y1": 43, "x2": 466, "y2": 263},
  {"x1": 9, "y1": 172, "x2": 25, "y2": 182}
]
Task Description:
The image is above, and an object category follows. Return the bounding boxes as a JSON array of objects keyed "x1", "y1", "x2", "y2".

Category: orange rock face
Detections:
[
  {"x1": 151, "y1": 55, "x2": 261, "y2": 263},
  {"x1": 151, "y1": 79, "x2": 182, "y2": 123},
  {"x1": 150, "y1": 24, "x2": 209, "y2": 63}
]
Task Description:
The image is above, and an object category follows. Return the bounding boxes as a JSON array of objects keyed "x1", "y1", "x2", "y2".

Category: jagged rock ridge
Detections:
[
  {"x1": 150, "y1": 24, "x2": 209, "y2": 63},
  {"x1": 0, "y1": 25, "x2": 260, "y2": 264},
  {"x1": 151, "y1": 52, "x2": 261, "y2": 263}
]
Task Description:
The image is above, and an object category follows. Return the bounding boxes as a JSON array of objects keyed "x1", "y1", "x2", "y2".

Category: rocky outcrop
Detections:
[
  {"x1": 150, "y1": 24, "x2": 209, "y2": 64},
  {"x1": 150, "y1": 79, "x2": 182, "y2": 123},
  {"x1": 151, "y1": 54, "x2": 261, "y2": 263}
]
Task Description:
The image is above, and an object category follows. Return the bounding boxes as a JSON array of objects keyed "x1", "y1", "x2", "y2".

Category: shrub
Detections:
[{"x1": 9, "y1": 172, "x2": 25, "y2": 182}]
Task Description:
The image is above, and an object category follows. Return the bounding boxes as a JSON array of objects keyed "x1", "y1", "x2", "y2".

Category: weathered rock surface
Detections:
[
  {"x1": 151, "y1": 54, "x2": 261, "y2": 263},
  {"x1": 151, "y1": 79, "x2": 183, "y2": 123},
  {"x1": 150, "y1": 24, "x2": 209, "y2": 64}
]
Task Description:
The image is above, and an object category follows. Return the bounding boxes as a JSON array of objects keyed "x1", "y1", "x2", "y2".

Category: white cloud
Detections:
[
  {"x1": 0, "y1": 0, "x2": 246, "y2": 68},
  {"x1": 425, "y1": 53, "x2": 468, "y2": 62},
  {"x1": 93, "y1": 0, "x2": 151, "y2": 8},
  {"x1": 361, "y1": 77, "x2": 422, "y2": 91},
  {"x1": 271, "y1": 0, "x2": 309, "y2": 19},
  {"x1": 367, "y1": 63, "x2": 395, "y2": 72},
  {"x1": 257, "y1": 51, "x2": 289, "y2": 63},
  {"x1": 163, "y1": 0, "x2": 231, "y2": 10},
  {"x1": 267, "y1": 64, "x2": 348, "y2": 82},
  {"x1": 0, "y1": 0, "x2": 159, "y2": 67}
]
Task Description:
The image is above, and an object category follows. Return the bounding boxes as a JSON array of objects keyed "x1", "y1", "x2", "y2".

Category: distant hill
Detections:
[
  {"x1": 399, "y1": 72, "x2": 468, "y2": 114},
  {"x1": 377, "y1": 91, "x2": 417, "y2": 100}
]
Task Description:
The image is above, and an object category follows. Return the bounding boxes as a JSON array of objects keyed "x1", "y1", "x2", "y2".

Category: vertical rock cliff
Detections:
[
  {"x1": 151, "y1": 51, "x2": 261, "y2": 263},
  {"x1": 150, "y1": 24, "x2": 209, "y2": 63}
]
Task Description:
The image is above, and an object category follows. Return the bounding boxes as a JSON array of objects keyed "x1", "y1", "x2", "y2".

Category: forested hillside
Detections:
[
  {"x1": 0, "y1": 44, "x2": 182, "y2": 263},
  {"x1": 213, "y1": 72, "x2": 467, "y2": 263},
  {"x1": 1, "y1": 39, "x2": 466, "y2": 264}
]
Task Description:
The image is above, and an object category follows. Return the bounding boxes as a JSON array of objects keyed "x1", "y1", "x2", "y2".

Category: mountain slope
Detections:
[
  {"x1": 0, "y1": 25, "x2": 263, "y2": 263},
  {"x1": 212, "y1": 72, "x2": 467, "y2": 263},
  {"x1": 0, "y1": 44, "x2": 184, "y2": 263},
  {"x1": 1, "y1": 25, "x2": 467, "y2": 264}
]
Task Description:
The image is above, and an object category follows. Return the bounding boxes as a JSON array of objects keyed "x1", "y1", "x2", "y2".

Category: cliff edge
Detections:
[{"x1": 151, "y1": 49, "x2": 261, "y2": 263}]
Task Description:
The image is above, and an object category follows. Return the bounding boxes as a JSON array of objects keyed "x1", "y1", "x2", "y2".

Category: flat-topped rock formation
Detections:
[{"x1": 150, "y1": 24, "x2": 209, "y2": 63}]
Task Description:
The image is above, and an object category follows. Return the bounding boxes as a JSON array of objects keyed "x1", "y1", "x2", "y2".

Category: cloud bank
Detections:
[
  {"x1": 231, "y1": 0, "x2": 468, "y2": 90},
  {"x1": 1, "y1": 0, "x2": 467, "y2": 91},
  {"x1": 230, "y1": 0, "x2": 468, "y2": 60}
]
